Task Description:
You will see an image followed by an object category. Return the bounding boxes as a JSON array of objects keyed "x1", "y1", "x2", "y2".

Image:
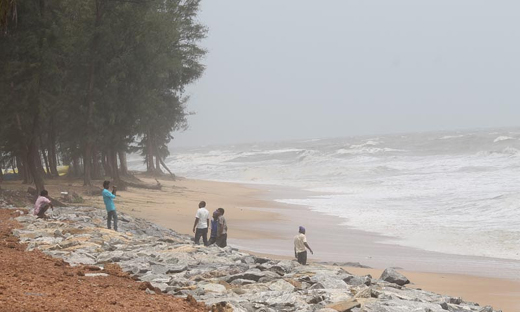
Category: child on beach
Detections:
[
  {"x1": 102, "y1": 180, "x2": 118, "y2": 231},
  {"x1": 208, "y1": 210, "x2": 219, "y2": 245},
  {"x1": 216, "y1": 208, "x2": 228, "y2": 248},
  {"x1": 34, "y1": 190, "x2": 53, "y2": 219}
]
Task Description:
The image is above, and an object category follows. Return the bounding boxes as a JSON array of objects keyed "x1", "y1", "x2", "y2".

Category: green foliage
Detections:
[{"x1": 0, "y1": 0, "x2": 206, "y2": 186}]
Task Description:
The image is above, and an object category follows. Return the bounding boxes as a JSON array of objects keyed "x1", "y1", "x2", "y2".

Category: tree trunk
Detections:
[
  {"x1": 15, "y1": 110, "x2": 38, "y2": 186},
  {"x1": 91, "y1": 145, "x2": 101, "y2": 179},
  {"x1": 146, "y1": 131, "x2": 155, "y2": 172},
  {"x1": 118, "y1": 151, "x2": 128, "y2": 176},
  {"x1": 40, "y1": 135, "x2": 51, "y2": 178},
  {"x1": 109, "y1": 149, "x2": 120, "y2": 184},
  {"x1": 0, "y1": 160, "x2": 4, "y2": 186},
  {"x1": 48, "y1": 117, "x2": 59, "y2": 176},
  {"x1": 16, "y1": 156, "x2": 28, "y2": 183},
  {"x1": 102, "y1": 151, "x2": 112, "y2": 177},
  {"x1": 159, "y1": 157, "x2": 175, "y2": 178},
  {"x1": 72, "y1": 156, "x2": 80, "y2": 177},
  {"x1": 83, "y1": 0, "x2": 105, "y2": 186},
  {"x1": 155, "y1": 155, "x2": 163, "y2": 174},
  {"x1": 83, "y1": 144, "x2": 93, "y2": 185},
  {"x1": 27, "y1": 114, "x2": 45, "y2": 194}
]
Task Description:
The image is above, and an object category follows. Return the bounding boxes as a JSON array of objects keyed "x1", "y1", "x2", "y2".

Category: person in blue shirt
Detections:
[{"x1": 102, "y1": 180, "x2": 118, "y2": 231}]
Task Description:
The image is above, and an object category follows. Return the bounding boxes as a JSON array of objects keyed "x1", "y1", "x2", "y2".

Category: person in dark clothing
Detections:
[
  {"x1": 207, "y1": 210, "x2": 219, "y2": 246},
  {"x1": 216, "y1": 208, "x2": 228, "y2": 248}
]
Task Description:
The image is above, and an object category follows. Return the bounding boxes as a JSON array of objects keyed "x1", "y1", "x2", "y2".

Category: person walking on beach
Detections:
[
  {"x1": 102, "y1": 180, "x2": 118, "y2": 231},
  {"x1": 193, "y1": 201, "x2": 210, "y2": 245},
  {"x1": 208, "y1": 210, "x2": 219, "y2": 245},
  {"x1": 34, "y1": 190, "x2": 53, "y2": 219},
  {"x1": 216, "y1": 208, "x2": 228, "y2": 247},
  {"x1": 294, "y1": 226, "x2": 313, "y2": 265}
]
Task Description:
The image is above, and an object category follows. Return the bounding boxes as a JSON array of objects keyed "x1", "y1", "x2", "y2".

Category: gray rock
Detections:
[
  {"x1": 310, "y1": 274, "x2": 349, "y2": 289},
  {"x1": 362, "y1": 300, "x2": 446, "y2": 312},
  {"x1": 166, "y1": 265, "x2": 187, "y2": 274},
  {"x1": 200, "y1": 283, "x2": 227, "y2": 294},
  {"x1": 150, "y1": 282, "x2": 169, "y2": 292},
  {"x1": 151, "y1": 264, "x2": 169, "y2": 275},
  {"x1": 231, "y1": 279, "x2": 256, "y2": 286},
  {"x1": 343, "y1": 274, "x2": 371, "y2": 286},
  {"x1": 446, "y1": 297, "x2": 463, "y2": 304},
  {"x1": 254, "y1": 257, "x2": 270, "y2": 264},
  {"x1": 268, "y1": 279, "x2": 295, "y2": 292},
  {"x1": 64, "y1": 252, "x2": 97, "y2": 266},
  {"x1": 96, "y1": 251, "x2": 129, "y2": 263},
  {"x1": 8, "y1": 204, "x2": 491, "y2": 312},
  {"x1": 325, "y1": 299, "x2": 361, "y2": 312},
  {"x1": 379, "y1": 268, "x2": 410, "y2": 286},
  {"x1": 227, "y1": 271, "x2": 266, "y2": 283}
]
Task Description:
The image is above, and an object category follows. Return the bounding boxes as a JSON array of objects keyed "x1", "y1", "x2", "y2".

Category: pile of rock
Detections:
[{"x1": 8, "y1": 205, "x2": 500, "y2": 312}]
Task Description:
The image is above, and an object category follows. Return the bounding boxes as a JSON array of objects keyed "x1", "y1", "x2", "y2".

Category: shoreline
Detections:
[
  {"x1": 3, "y1": 176, "x2": 520, "y2": 310},
  {"x1": 229, "y1": 183, "x2": 520, "y2": 278}
]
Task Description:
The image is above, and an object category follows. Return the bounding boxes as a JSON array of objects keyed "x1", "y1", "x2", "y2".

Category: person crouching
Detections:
[{"x1": 34, "y1": 190, "x2": 53, "y2": 219}]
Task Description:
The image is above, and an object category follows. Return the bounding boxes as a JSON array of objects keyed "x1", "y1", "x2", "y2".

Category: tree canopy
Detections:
[{"x1": 0, "y1": 0, "x2": 206, "y2": 192}]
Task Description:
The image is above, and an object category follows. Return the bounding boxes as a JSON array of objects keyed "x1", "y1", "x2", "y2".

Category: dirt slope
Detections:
[{"x1": 0, "y1": 208, "x2": 207, "y2": 312}]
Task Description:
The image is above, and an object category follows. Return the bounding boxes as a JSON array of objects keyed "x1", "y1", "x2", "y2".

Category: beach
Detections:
[{"x1": 13, "y1": 175, "x2": 520, "y2": 311}]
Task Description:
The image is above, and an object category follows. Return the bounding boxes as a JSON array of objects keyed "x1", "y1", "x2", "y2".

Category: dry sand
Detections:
[{"x1": 3, "y1": 176, "x2": 520, "y2": 311}]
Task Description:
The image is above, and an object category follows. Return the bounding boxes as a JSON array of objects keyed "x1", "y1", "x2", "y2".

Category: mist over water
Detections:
[{"x1": 129, "y1": 128, "x2": 520, "y2": 260}]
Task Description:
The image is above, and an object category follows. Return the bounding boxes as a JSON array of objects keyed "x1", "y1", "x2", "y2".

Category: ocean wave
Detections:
[
  {"x1": 439, "y1": 134, "x2": 465, "y2": 140},
  {"x1": 476, "y1": 147, "x2": 520, "y2": 157},
  {"x1": 349, "y1": 140, "x2": 380, "y2": 149},
  {"x1": 493, "y1": 136, "x2": 515, "y2": 143},
  {"x1": 336, "y1": 147, "x2": 405, "y2": 155},
  {"x1": 225, "y1": 148, "x2": 307, "y2": 163}
]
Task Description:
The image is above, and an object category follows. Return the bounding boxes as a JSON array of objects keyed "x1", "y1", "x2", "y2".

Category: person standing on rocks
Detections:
[
  {"x1": 102, "y1": 180, "x2": 118, "y2": 231},
  {"x1": 193, "y1": 201, "x2": 210, "y2": 245},
  {"x1": 294, "y1": 226, "x2": 313, "y2": 265},
  {"x1": 208, "y1": 210, "x2": 219, "y2": 245},
  {"x1": 216, "y1": 208, "x2": 228, "y2": 247},
  {"x1": 34, "y1": 190, "x2": 53, "y2": 219}
]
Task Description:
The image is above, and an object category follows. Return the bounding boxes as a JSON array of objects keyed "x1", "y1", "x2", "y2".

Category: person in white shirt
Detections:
[
  {"x1": 193, "y1": 201, "x2": 210, "y2": 245},
  {"x1": 294, "y1": 226, "x2": 313, "y2": 265}
]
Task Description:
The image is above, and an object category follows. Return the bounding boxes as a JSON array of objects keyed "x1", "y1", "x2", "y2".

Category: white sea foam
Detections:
[
  {"x1": 349, "y1": 140, "x2": 380, "y2": 149},
  {"x1": 129, "y1": 128, "x2": 520, "y2": 260},
  {"x1": 439, "y1": 134, "x2": 465, "y2": 140},
  {"x1": 494, "y1": 136, "x2": 515, "y2": 143},
  {"x1": 336, "y1": 147, "x2": 405, "y2": 155}
]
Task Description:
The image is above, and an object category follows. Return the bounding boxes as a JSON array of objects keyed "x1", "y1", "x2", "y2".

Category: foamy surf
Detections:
[{"x1": 129, "y1": 128, "x2": 520, "y2": 261}]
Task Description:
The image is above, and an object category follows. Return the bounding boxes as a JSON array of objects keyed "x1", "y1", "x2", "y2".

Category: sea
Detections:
[{"x1": 128, "y1": 128, "x2": 520, "y2": 262}]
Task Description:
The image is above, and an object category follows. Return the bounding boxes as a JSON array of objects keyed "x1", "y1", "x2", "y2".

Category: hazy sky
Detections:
[{"x1": 173, "y1": 1, "x2": 520, "y2": 147}]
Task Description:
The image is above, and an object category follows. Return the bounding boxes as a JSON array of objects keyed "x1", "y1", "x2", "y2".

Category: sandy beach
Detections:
[{"x1": 4, "y1": 176, "x2": 520, "y2": 311}]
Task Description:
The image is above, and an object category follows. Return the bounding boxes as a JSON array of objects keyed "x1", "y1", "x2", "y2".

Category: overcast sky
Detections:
[{"x1": 173, "y1": 0, "x2": 520, "y2": 147}]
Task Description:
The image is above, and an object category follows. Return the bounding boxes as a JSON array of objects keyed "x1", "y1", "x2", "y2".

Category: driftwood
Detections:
[{"x1": 120, "y1": 179, "x2": 162, "y2": 190}]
